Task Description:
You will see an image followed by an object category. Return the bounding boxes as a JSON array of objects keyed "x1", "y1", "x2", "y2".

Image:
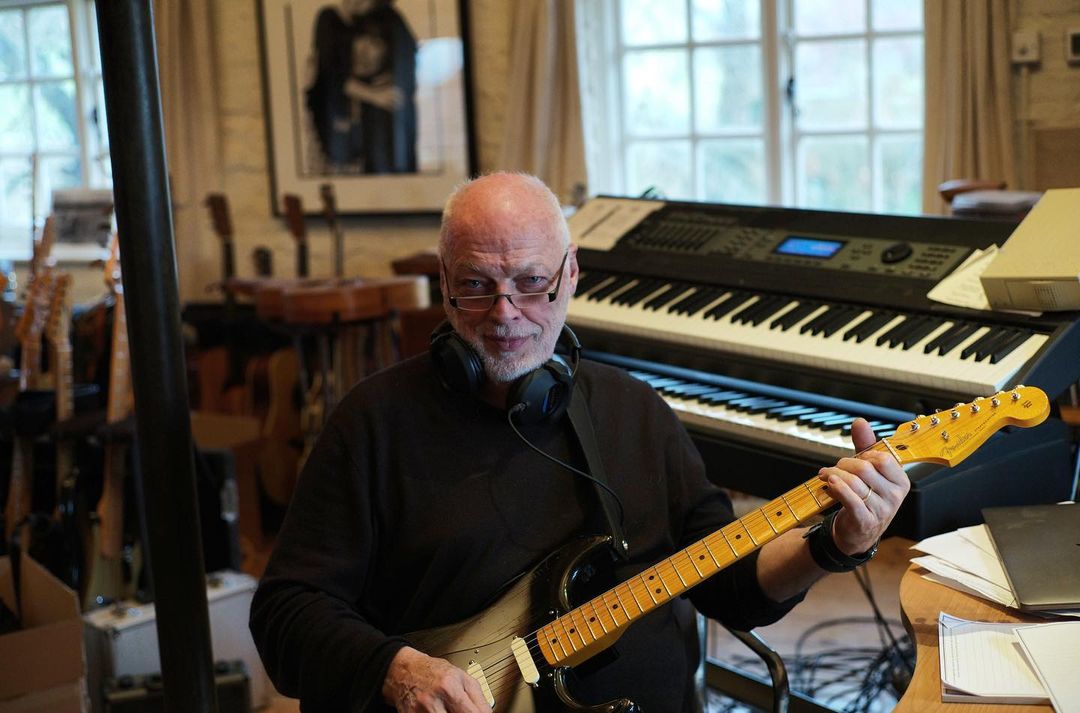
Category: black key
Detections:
[
  {"x1": 668, "y1": 288, "x2": 709, "y2": 314},
  {"x1": 613, "y1": 278, "x2": 663, "y2": 306},
  {"x1": 876, "y1": 317, "x2": 915, "y2": 347},
  {"x1": 748, "y1": 297, "x2": 792, "y2": 326},
  {"x1": 974, "y1": 329, "x2": 1015, "y2": 362},
  {"x1": 662, "y1": 382, "x2": 713, "y2": 397},
  {"x1": 771, "y1": 301, "x2": 820, "y2": 331},
  {"x1": 698, "y1": 390, "x2": 747, "y2": 404},
  {"x1": 764, "y1": 404, "x2": 812, "y2": 419},
  {"x1": 642, "y1": 376, "x2": 684, "y2": 389},
  {"x1": 743, "y1": 398, "x2": 787, "y2": 414},
  {"x1": 819, "y1": 307, "x2": 863, "y2": 338},
  {"x1": 643, "y1": 284, "x2": 691, "y2": 311},
  {"x1": 731, "y1": 295, "x2": 779, "y2": 325},
  {"x1": 990, "y1": 330, "x2": 1031, "y2": 364},
  {"x1": 806, "y1": 411, "x2": 853, "y2": 424},
  {"x1": 588, "y1": 275, "x2": 634, "y2": 302},
  {"x1": 818, "y1": 414, "x2": 856, "y2": 427},
  {"x1": 901, "y1": 317, "x2": 943, "y2": 349},
  {"x1": 800, "y1": 306, "x2": 841, "y2": 335},
  {"x1": 575, "y1": 271, "x2": 613, "y2": 296},
  {"x1": 931, "y1": 322, "x2": 980, "y2": 356},
  {"x1": 703, "y1": 292, "x2": 752, "y2": 320},
  {"x1": 796, "y1": 410, "x2": 841, "y2": 424},
  {"x1": 771, "y1": 406, "x2": 819, "y2": 421},
  {"x1": 682, "y1": 288, "x2": 727, "y2": 316},
  {"x1": 961, "y1": 328, "x2": 1004, "y2": 359},
  {"x1": 923, "y1": 321, "x2": 964, "y2": 354},
  {"x1": 844, "y1": 311, "x2": 894, "y2": 342}
]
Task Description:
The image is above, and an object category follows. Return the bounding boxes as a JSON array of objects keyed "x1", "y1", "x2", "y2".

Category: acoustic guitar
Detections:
[{"x1": 398, "y1": 388, "x2": 1050, "y2": 712}]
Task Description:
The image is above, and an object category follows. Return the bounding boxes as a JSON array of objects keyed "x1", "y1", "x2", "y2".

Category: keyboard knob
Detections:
[{"x1": 881, "y1": 242, "x2": 913, "y2": 264}]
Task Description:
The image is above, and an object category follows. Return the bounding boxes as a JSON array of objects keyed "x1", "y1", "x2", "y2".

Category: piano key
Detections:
[
  {"x1": 588, "y1": 275, "x2": 635, "y2": 302},
  {"x1": 818, "y1": 307, "x2": 863, "y2": 338},
  {"x1": 771, "y1": 406, "x2": 819, "y2": 421},
  {"x1": 961, "y1": 328, "x2": 1007, "y2": 360},
  {"x1": 703, "y1": 292, "x2": 752, "y2": 320},
  {"x1": 569, "y1": 269, "x2": 1051, "y2": 395},
  {"x1": 771, "y1": 301, "x2": 820, "y2": 330},
  {"x1": 612, "y1": 278, "x2": 665, "y2": 306},
  {"x1": 989, "y1": 330, "x2": 1031, "y2": 364},
  {"x1": 576, "y1": 271, "x2": 614, "y2": 296}
]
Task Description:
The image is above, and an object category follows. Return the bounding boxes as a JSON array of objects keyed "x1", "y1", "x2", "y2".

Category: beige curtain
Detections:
[
  {"x1": 499, "y1": 0, "x2": 587, "y2": 204},
  {"x1": 922, "y1": 0, "x2": 1017, "y2": 214},
  {"x1": 153, "y1": 0, "x2": 222, "y2": 299}
]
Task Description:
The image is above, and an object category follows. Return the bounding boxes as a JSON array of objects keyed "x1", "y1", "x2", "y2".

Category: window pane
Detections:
[
  {"x1": 797, "y1": 136, "x2": 869, "y2": 211},
  {"x1": 694, "y1": 45, "x2": 762, "y2": 133},
  {"x1": 0, "y1": 157, "x2": 32, "y2": 238},
  {"x1": 795, "y1": 40, "x2": 866, "y2": 130},
  {"x1": 692, "y1": 0, "x2": 759, "y2": 41},
  {"x1": 873, "y1": 37, "x2": 923, "y2": 129},
  {"x1": 621, "y1": 0, "x2": 686, "y2": 46},
  {"x1": 626, "y1": 140, "x2": 692, "y2": 200},
  {"x1": 794, "y1": 0, "x2": 865, "y2": 36},
  {"x1": 872, "y1": 0, "x2": 921, "y2": 31},
  {"x1": 40, "y1": 154, "x2": 83, "y2": 202},
  {"x1": 699, "y1": 139, "x2": 765, "y2": 205},
  {"x1": 0, "y1": 84, "x2": 32, "y2": 151},
  {"x1": 877, "y1": 134, "x2": 921, "y2": 215},
  {"x1": 623, "y1": 50, "x2": 690, "y2": 136},
  {"x1": 93, "y1": 76, "x2": 109, "y2": 151},
  {"x1": 28, "y1": 4, "x2": 72, "y2": 78},
  {"x1": 35, "y1": 80, "x2": 78, "y2": 151},
  {"x1": 0, "y1": 10, "x2": 27, "y2": 81}
]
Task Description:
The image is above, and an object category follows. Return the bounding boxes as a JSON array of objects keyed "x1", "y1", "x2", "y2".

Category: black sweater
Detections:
[{"x1": 250, "y1": 355, "x2": 804, "y2": 712}]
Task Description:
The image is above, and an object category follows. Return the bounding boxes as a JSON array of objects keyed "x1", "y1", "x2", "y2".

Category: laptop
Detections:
[{"x1": 982, "y1": 503, "x2": 1080, "y2": 612}]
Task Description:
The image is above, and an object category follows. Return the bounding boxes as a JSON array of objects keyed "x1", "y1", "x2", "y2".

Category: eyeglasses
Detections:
[{"x1": 446, "y1": 251, "x2": 568, "y2": 312}]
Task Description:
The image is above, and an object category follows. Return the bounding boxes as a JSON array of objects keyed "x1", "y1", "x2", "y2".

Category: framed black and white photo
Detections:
[{"x1": 258, "y1": 0, "x2": 475, "y2": 215}]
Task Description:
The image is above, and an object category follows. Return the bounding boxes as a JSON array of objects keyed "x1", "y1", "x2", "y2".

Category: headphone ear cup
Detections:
[
  {"x1": 506, "y1": 354, "x2": 574, "y2": 426},
  {"x1": 430, "y1": 323, "x2": 485, "y2": 395}
]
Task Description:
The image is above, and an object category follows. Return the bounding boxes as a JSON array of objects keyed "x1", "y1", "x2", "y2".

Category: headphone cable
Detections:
[{"x1": 506, "y1": 404, "x2": 626, "y2": 531}]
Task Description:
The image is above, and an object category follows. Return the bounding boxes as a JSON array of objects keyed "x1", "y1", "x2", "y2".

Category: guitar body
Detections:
[{"x1": 403, "y1": 536, "x2": 636, "y2": 713}]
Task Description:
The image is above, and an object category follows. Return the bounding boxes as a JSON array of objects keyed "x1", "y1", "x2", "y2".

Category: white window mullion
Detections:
[{"x1": 762, "y1": 0, "x2": 782, "y2": 205}]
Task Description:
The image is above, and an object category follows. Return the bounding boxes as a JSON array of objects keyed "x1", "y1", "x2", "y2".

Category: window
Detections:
[
  {"x1": 578, "y1": 0, "x2": 923, "y2": 215},
  {"x1": 0, "y1": 0, "x2": 109, "y2": 260}
]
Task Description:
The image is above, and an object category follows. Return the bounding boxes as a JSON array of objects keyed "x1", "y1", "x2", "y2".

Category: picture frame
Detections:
[{"x1": 257, "y1": 0, "x2": 476, "y2": 215}]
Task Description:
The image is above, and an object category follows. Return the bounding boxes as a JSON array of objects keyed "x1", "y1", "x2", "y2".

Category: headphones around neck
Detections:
[{"x1": 429, "y1": 320, "x2": 581, "y2": 426}]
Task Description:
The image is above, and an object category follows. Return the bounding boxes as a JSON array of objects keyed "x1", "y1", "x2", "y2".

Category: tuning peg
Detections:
[{"x1": 929, "y1": 415, "x2": 940, "y2": 426}]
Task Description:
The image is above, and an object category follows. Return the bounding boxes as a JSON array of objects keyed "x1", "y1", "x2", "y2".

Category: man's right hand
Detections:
[{"x1": 382, "y1": 646, "x2": 491, "y2": 712}]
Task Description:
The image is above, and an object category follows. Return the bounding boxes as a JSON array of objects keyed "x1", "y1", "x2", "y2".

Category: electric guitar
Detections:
[
  {"x1": 400, "y1": 387, "x2": 1050, "y2": 712},
  {"x1": 283, "y1": 194, "x2": 310, "y2": 279},
  {"x1": 4, "y1": 272, "x2": 54, "y2": 547},
  {"x1": 84, "y1": 236, "x2": 135, "y2": 608}
]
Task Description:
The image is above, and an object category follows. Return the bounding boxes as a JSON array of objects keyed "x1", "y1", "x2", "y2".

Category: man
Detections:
[{"x1": 250, "y1": 173, "x2": 909, "y2": 712}]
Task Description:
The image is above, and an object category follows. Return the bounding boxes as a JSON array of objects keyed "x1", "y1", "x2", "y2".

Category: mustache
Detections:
[{"x1": 481, "y1": 325, "x2": 539, "y2": 340}]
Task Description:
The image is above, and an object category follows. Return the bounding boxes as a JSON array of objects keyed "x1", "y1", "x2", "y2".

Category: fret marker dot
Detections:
[
  {"x1": 776, "y1": 510, "x2": 782, "y2": 516},
  {"x1": 655, "y1": 588, "x2": 661, "y2": 594},
  {"x1": 612, "y1": 604, "x2": 619, "y2": 609},
  {"x1": 569, "y1": 629, "x2": 575, "y2": 634},
  {"x1": 648, "y1": 575, "x2": 655, "y2": 580},
  {"x1": 698, "y1": 554, "x2": 705, "y2": 560},
  {"x1": 735, "y1": 534, "x2": 741, "y2": 539},
  {"x1": 551, "y1": 638, "x2": 557, "y2": 645},
  {"x1": 589, "y1": 617, "x2": 595, "y2": 622}
]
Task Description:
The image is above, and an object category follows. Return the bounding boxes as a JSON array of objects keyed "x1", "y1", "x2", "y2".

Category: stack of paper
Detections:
[
  {"x1": 911, "y1": 525, "x2": 1080, "y2": 617},
  {"x1": 939, "y1": 613, "x2": 1080, "y2": 711}
]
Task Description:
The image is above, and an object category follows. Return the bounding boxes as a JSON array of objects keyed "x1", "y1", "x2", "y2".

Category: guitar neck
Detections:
[
  {"x1": 296, "y1": 240, "x2": 309, "y2": 278},
  {"x1": 534, "y1": 451, "x2": 854, "y2": 667}
]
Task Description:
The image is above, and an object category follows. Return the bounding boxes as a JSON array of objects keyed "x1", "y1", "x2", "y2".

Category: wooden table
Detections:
[{"x1": 896, "y1": 563, "x2": 1051, "y2": 712}]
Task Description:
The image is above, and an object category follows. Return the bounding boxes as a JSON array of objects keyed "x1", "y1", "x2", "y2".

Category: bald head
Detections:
[{"x1": 439, "y1": 173, "x2": 569, "y2": 261}]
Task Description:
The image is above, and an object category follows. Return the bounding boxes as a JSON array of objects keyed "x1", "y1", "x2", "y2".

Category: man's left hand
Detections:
[{"x1": 817, "y1": 418, "x2": 910, "y2": 555}]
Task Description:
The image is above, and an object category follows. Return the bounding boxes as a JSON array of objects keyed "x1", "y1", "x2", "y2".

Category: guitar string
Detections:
[{"x1": 470, "y1": 439, "x2": 889, "y2": 693}]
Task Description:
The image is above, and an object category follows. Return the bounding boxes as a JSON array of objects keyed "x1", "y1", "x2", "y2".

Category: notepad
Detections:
[{"x1": 937, "y1": 613, "x2": 1049, "y2": 704}]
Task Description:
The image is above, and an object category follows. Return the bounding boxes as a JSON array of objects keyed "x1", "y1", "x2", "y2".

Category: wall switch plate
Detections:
[
  {"x1": 1067, "y1": 28, "x2": 1080, "y2": 65},
  {"x1": 1012, "y1": 29, "x2": 1041, "y2": 64}
]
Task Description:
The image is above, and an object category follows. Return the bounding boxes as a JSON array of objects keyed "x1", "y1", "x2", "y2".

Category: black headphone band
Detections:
[{"x1": 429, "y1": 321, "x2": 581, "y2": 425}]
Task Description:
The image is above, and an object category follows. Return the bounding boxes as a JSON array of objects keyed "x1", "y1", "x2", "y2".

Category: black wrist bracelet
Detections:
[{"x1": 805, "y1": 511, "x2": 878, "y2": 573}]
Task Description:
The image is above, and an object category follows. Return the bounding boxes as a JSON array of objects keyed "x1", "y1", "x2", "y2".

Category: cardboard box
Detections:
[{"x1": 0, "y1": 553, "x2": 88, "y2": 712}]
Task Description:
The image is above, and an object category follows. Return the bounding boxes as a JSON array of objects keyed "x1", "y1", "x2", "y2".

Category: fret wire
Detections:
[
  {"x1": 570, "y1": 610, "x2": 591, "y2": 646},
  {"x1": 720, "y1": 528, "x2": 739, "y2": 556},
  {"x1": 555, "y1": 617, "x2": 578, "y2": 652},
  {"x1": 582, "y1": 604, "x2": 601, "y2": 638},
  {"x1": 671, "y1": 559, "x2": 688, "y2": 587},
  {"x1": 740, "y1": 520, "x2": 759, "y2": 546},
  {"x1": 779, "y1": 492, "x2": 800, "y2": 521},
  {"x1": 703, "y1": 539, "x2": 724, "y2": 567},
  {"x1": 638, "y1": 573, "x2": 659, "y2": 604},
  {"x1": 613, "y1": 586, "x2": 637, "y2": 618},
  {"x1": 803, "y1": 482, "x2": 823, "y2": 506},
  {"x1": 590, "y1": 599, "x2": 610, "y2": 634},
  {"x1": 625, "y1": 580, "x2": 646, "y2": 612},
  {"x1": 760, "y1": 507, "x2": 779, "y2": 534},
  {"x1": 687, "y1": 548, "x2": 704, "y2": 578},
  {"x1": 603, "y1": 591, "x2": 625, "y2": 625}
]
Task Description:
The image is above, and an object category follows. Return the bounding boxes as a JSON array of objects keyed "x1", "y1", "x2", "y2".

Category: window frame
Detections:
[
  {"x1": 0, "y1": 0, "x2": 110, "y2": 262},
  {"x1": 577, "y1": 0, "x2": 923, "y2": 215}
]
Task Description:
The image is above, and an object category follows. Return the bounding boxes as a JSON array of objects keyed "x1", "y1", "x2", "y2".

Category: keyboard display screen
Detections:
[{"x1": 775, "y1": 236, "x2": 845, "y2": 259}]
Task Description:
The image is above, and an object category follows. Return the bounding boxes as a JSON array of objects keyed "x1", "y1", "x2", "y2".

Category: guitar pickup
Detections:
[
  {"x1": 510, "y1": 636, "x2": 540, "y2": 684},
  {"x1": 466, "y1": 661, "x2": 495, "y2": 708}
]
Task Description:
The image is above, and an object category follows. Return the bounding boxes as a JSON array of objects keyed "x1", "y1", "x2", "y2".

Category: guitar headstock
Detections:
[
  {"x1": 45, "y1": 272, "x2": 72, "y2": 349},
  {"x1": 205, "y1": 193, "x2": 234, "y2": 240},
  {"x1": 884, "y1": 386, "x2": 1050, "y2": 467},
  {"x1": 104, "y1": 234, "x2": 122, "y2": 296},
  {"x1": 31, "y1": 216, "x2": 57, "y2": 277},
  {"x1": 319, "y1": 183, "x2": 337, "y2": 222},
  {"x1": 283, "y1": 194, "x2": 306, "y2": 242}
]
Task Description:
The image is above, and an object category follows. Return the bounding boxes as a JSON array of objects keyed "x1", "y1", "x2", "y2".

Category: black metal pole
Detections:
[{"x1": 93, "y1": 2, "x2": 217, "y2": 712}]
